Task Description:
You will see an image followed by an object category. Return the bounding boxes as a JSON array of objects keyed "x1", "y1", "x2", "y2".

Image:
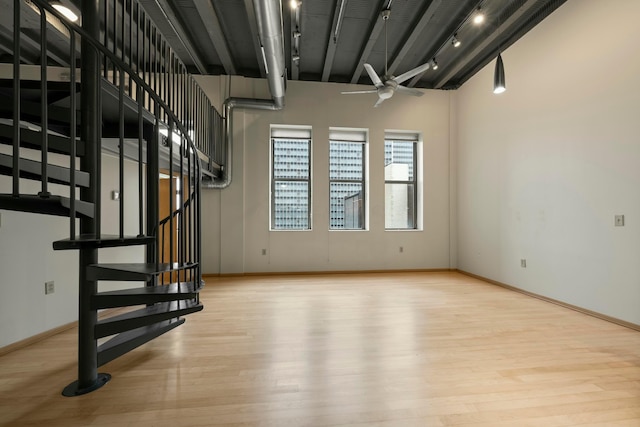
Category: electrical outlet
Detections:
[
  {"x1": 261, "y1": 249, "x2": 267, "y2": 255},
  {"x1": 615, "y1": 215, "x2": 625, "y2": 227},
  {"x1": 399, "y1": 246, "x2": 404, "y2": 253},
  {"x1": 520, "y1": 259, "x2": 527, "y2": 268},
  {"x1": 45, "y1": 281, "x2": 55, "y2": 295}
]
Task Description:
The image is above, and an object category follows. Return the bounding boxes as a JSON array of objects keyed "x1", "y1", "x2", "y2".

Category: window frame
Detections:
[
  {"x1": 270, "y1": 128, "x2": 312, "y2": 231},
  {"x1": 328, "y1": 128, "x2": 368, "y2": 231},
  {"x1": 384, "y1": 135, "x2": 419, "y2": 230}
]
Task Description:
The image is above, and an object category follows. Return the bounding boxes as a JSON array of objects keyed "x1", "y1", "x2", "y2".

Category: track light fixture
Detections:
[
  {"x1": 293, "y1": 29, "x2": 301, "y2": 39},
  {"x1": 290, "y1": 0, "x2": 301, "y2": 10},
  {"x1": 493, "y1": 53, "x2": 506, "y2": 94},
  {"x1": 473, "y1": 8, "x2": 485, "y2": 25},
  {"x1": 50, "y1": 1, "x2": 79, "y2": 22},
  {"x1": 292, "y1": 52, "x2": 300, "y2": 63},
  {"x1": 430, "y1": 58, "x2": 438, "y2": 70},
  {"x1": 452, "y1": 34, "x2": 461, "y2": 48}
]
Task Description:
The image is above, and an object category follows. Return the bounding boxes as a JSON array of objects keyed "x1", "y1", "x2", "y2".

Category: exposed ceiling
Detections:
[
  {"x1": 0, "y1": 0, "x2": 567, "y2": 91},
  {"x1": 139, "y1": 0, "x2": 567, "y2": 90}
]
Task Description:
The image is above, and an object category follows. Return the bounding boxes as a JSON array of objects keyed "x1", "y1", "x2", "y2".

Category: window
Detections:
[
  {"x1": 329, "y1": 128, "x2": 367, "y2": 230},
  {"x1": 271, "y1": 126, "x2": 312, "y2": 230},
  {"x1": 385, "y1": 132, "x2": 419, "y2": 229}
]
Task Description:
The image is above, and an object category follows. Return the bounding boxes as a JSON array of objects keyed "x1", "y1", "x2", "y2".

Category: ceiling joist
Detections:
[
  {"x1": 191, "y1": 0, "x2": 236, "y2": 75},
  {"x1": 321, "y1": 0, "x2": 348, "y2": 82},
  {"x1": 349, "y1": 0, "x2": 388, "y2": 84},
  {"x1": 386, "y1": 0, "x2": 441, "y2": 77},
  {"x1": 432, "y1": 0, "x2": 539, "y2": 89}
]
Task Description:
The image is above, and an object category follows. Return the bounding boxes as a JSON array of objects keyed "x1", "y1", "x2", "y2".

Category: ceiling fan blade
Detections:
[
  {"x1": 393, "y1": 62, "x2": 431, "y2": 85},
  {"x1": 364, "y1": 63, "x2": 384, "y2": 88},
  {"x1": 374, "y1": 97, "x2": 386, "y2": 108},
  {"x1": 397, "y1": 85, "x2": 424, "y2": 97},
  {"x1": 341, "y1": 90, "x2": 378, "y2": 95}
]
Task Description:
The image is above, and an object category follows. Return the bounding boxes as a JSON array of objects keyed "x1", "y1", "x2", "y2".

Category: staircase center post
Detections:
[{"x1": 62, "y1": 0, "x2": 110, "y2": 396}]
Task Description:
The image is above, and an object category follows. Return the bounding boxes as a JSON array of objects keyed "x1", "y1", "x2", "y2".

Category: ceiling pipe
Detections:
[{"x1": 204, "y1": 0, "x2": 286, "y2": 189}]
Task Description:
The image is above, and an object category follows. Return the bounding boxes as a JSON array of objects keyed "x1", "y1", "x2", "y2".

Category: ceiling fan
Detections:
[{"x1": 341, "y1": 9, "x2": 429, "y2": 107}]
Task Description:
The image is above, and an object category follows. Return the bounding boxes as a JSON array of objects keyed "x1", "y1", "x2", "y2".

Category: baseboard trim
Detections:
[
  {"x1": 0, "y1": 321, "x2": 77, "y2": 357},
  {"x1": 205, "y1": 269, "x2": 454, "y2": 279},
  {"x1": 457, "y1": 270, "x2": 640, "y2": 333}
]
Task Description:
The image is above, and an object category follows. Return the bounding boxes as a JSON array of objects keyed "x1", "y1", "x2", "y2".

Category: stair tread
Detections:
[
  {"x1": 0, "y1": 193, "x2": 93, "y2": 218},
  {"x1": 0, "y1": 122, "x2": 84, "y2": 156},
  {"x1": 90, "y1": 262, "x2": 197, "y2": 275},
  {"x1": 87, "y1": 262, "x2": 198, "y2": 282},
  {"x1": 97, "y1": 318, "x2": 185, "y2": 367},
  {"x1": 53, "y1": 234, "x2": 155, "y2": 250},
  {"x1": 98, "y1": 300, "x2": 202, "y2": 325},
  {"x1": 93, "y1": 282, "x2": 201, "y2": 308},
  {"x1": 97, "y1": 282, "x2": 199, "y2": 297},
  {"x1": 94, "y1": 299, "x2": 203, "y2": 338},
  {"x1": 0, "y1": 153, "x2": 90, "y2": 187}
]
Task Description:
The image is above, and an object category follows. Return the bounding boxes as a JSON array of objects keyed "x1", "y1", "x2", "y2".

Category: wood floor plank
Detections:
[{"x1": 0, "y1": 271, "x2": 639, "y2": 426}]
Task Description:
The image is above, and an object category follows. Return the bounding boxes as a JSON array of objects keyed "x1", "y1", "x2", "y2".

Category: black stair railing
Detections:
[
  {"x1": 6, "y1": 0, "x2": 224, "y2": 394},
  {"x1": 13, "y1": 0, "x2": 217, "y2": 259}
]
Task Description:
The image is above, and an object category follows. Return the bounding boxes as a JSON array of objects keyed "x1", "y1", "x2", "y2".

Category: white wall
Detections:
[
  {"x1": 0, "y1": 152, "x2": 144, "y2": 347},
  {"x1": 197, "y1": 77, "x2": 455, "y2": 274},
  {"x1": 456, "y1": 0, "x2": 640, "y2": 325}
]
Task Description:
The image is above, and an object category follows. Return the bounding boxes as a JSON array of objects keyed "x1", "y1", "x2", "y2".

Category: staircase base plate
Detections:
[{"x1": 62, "y1": 373, "x2": 111, "y2": 397}]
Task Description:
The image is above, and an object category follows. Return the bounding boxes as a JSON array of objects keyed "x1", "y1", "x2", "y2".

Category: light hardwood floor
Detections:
[{"x1": 1, "y1": 272, "x2": 639, "y2": 426}]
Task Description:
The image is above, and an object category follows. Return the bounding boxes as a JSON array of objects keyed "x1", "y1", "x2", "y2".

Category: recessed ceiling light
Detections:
[{"x1": 51, "y1": 2, "x2": 79, "y2": 22}]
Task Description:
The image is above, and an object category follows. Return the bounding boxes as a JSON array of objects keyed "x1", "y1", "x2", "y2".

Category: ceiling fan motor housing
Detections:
[{"x1": 379, "y1": 85, "x2": 394, "y2": 99}]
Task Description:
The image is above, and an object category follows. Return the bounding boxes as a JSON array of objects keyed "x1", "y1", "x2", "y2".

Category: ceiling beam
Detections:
[
  {"x1": 349, "y1": 0, "x2": 388, "y2": 84},
  {"x1": 290, "y1": 7, "x2": 300, "y2": 80},
  {"x1": 387, "y1": 0, "x2": 441, "y2": 77},
  {"x1": 432, "y1": 0, "x2": 538, "y2": 89},
  {"x1": 321, "y1": 0, "x2": 348, "y2": 82},
  {"x1": 189, "y1": 0, "x2": 236, "y2": 74},
  {"x1": 243, "y1": 0, "x2": 266, "y2": 78},
  {"x1": 407, "y1": 0, "x2": 484, "y2": 88}
]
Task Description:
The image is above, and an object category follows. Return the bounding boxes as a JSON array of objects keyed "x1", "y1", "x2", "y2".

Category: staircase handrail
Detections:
[{"x1": 30, "y1": 0, "x2": 212, "y2": 170}]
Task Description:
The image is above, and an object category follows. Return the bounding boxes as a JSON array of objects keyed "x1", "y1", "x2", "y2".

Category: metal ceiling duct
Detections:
[{"x1": 205, "y1": 0, "x2": 286, "y2": 189}]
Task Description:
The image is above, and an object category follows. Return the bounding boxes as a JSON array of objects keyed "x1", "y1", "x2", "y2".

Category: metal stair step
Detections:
[
  {"x1": 92, "y1": 282, "x2": 200, "y2": 309},
  {"x1": 97, "y1": 318, "x2": 185, "y2": 367},
  {"x1": 0, "y1": 153, "x2": 90, "y2": 187},
  {"x1": 0, "y1": 193, "x2": 93, "y2": 218},
  {"x1": 53, "y1": 234, "x2": 155, "y2": 250},
  {"x1": 87, "y1": 262, "x2": 197, "y2": 281},
  {"x1": 0, "y1": 122, "x2": 84, "y2": 156},
  {"x1": 95, "y1": 300, "x2": 203, "y2": 338}
]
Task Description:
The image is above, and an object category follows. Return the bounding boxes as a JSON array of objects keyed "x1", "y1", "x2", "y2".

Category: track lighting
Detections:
[
  {"x1": 473, "y1": 8, "x2": 485, "y2": 25},
  {"x1": 293, "y1": 30, "x2": 301, "y2": 39},
  {"x1": 292, "y1": 52, "x2": 300, "y2": 63},
  {"x1": 290, "y1": 0, "x2": 301, "y2": 9},
  {"x1": 430, "y1": 58, "x2": 438, "y2": 70},
  {"x1": 51, "y1": 1, "x2": 79, "y2": 22},
  {"x1": 452, "y1": 34, "x2": 461, "y2": 48},
  {"x1": 493, "y1": 53, "x2": 506, "y2": 94}
]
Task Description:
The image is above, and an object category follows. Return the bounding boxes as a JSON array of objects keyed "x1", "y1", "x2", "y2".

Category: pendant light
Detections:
[{"x1": 493, "y1": 53, "x2": 506, "y2": 94}]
